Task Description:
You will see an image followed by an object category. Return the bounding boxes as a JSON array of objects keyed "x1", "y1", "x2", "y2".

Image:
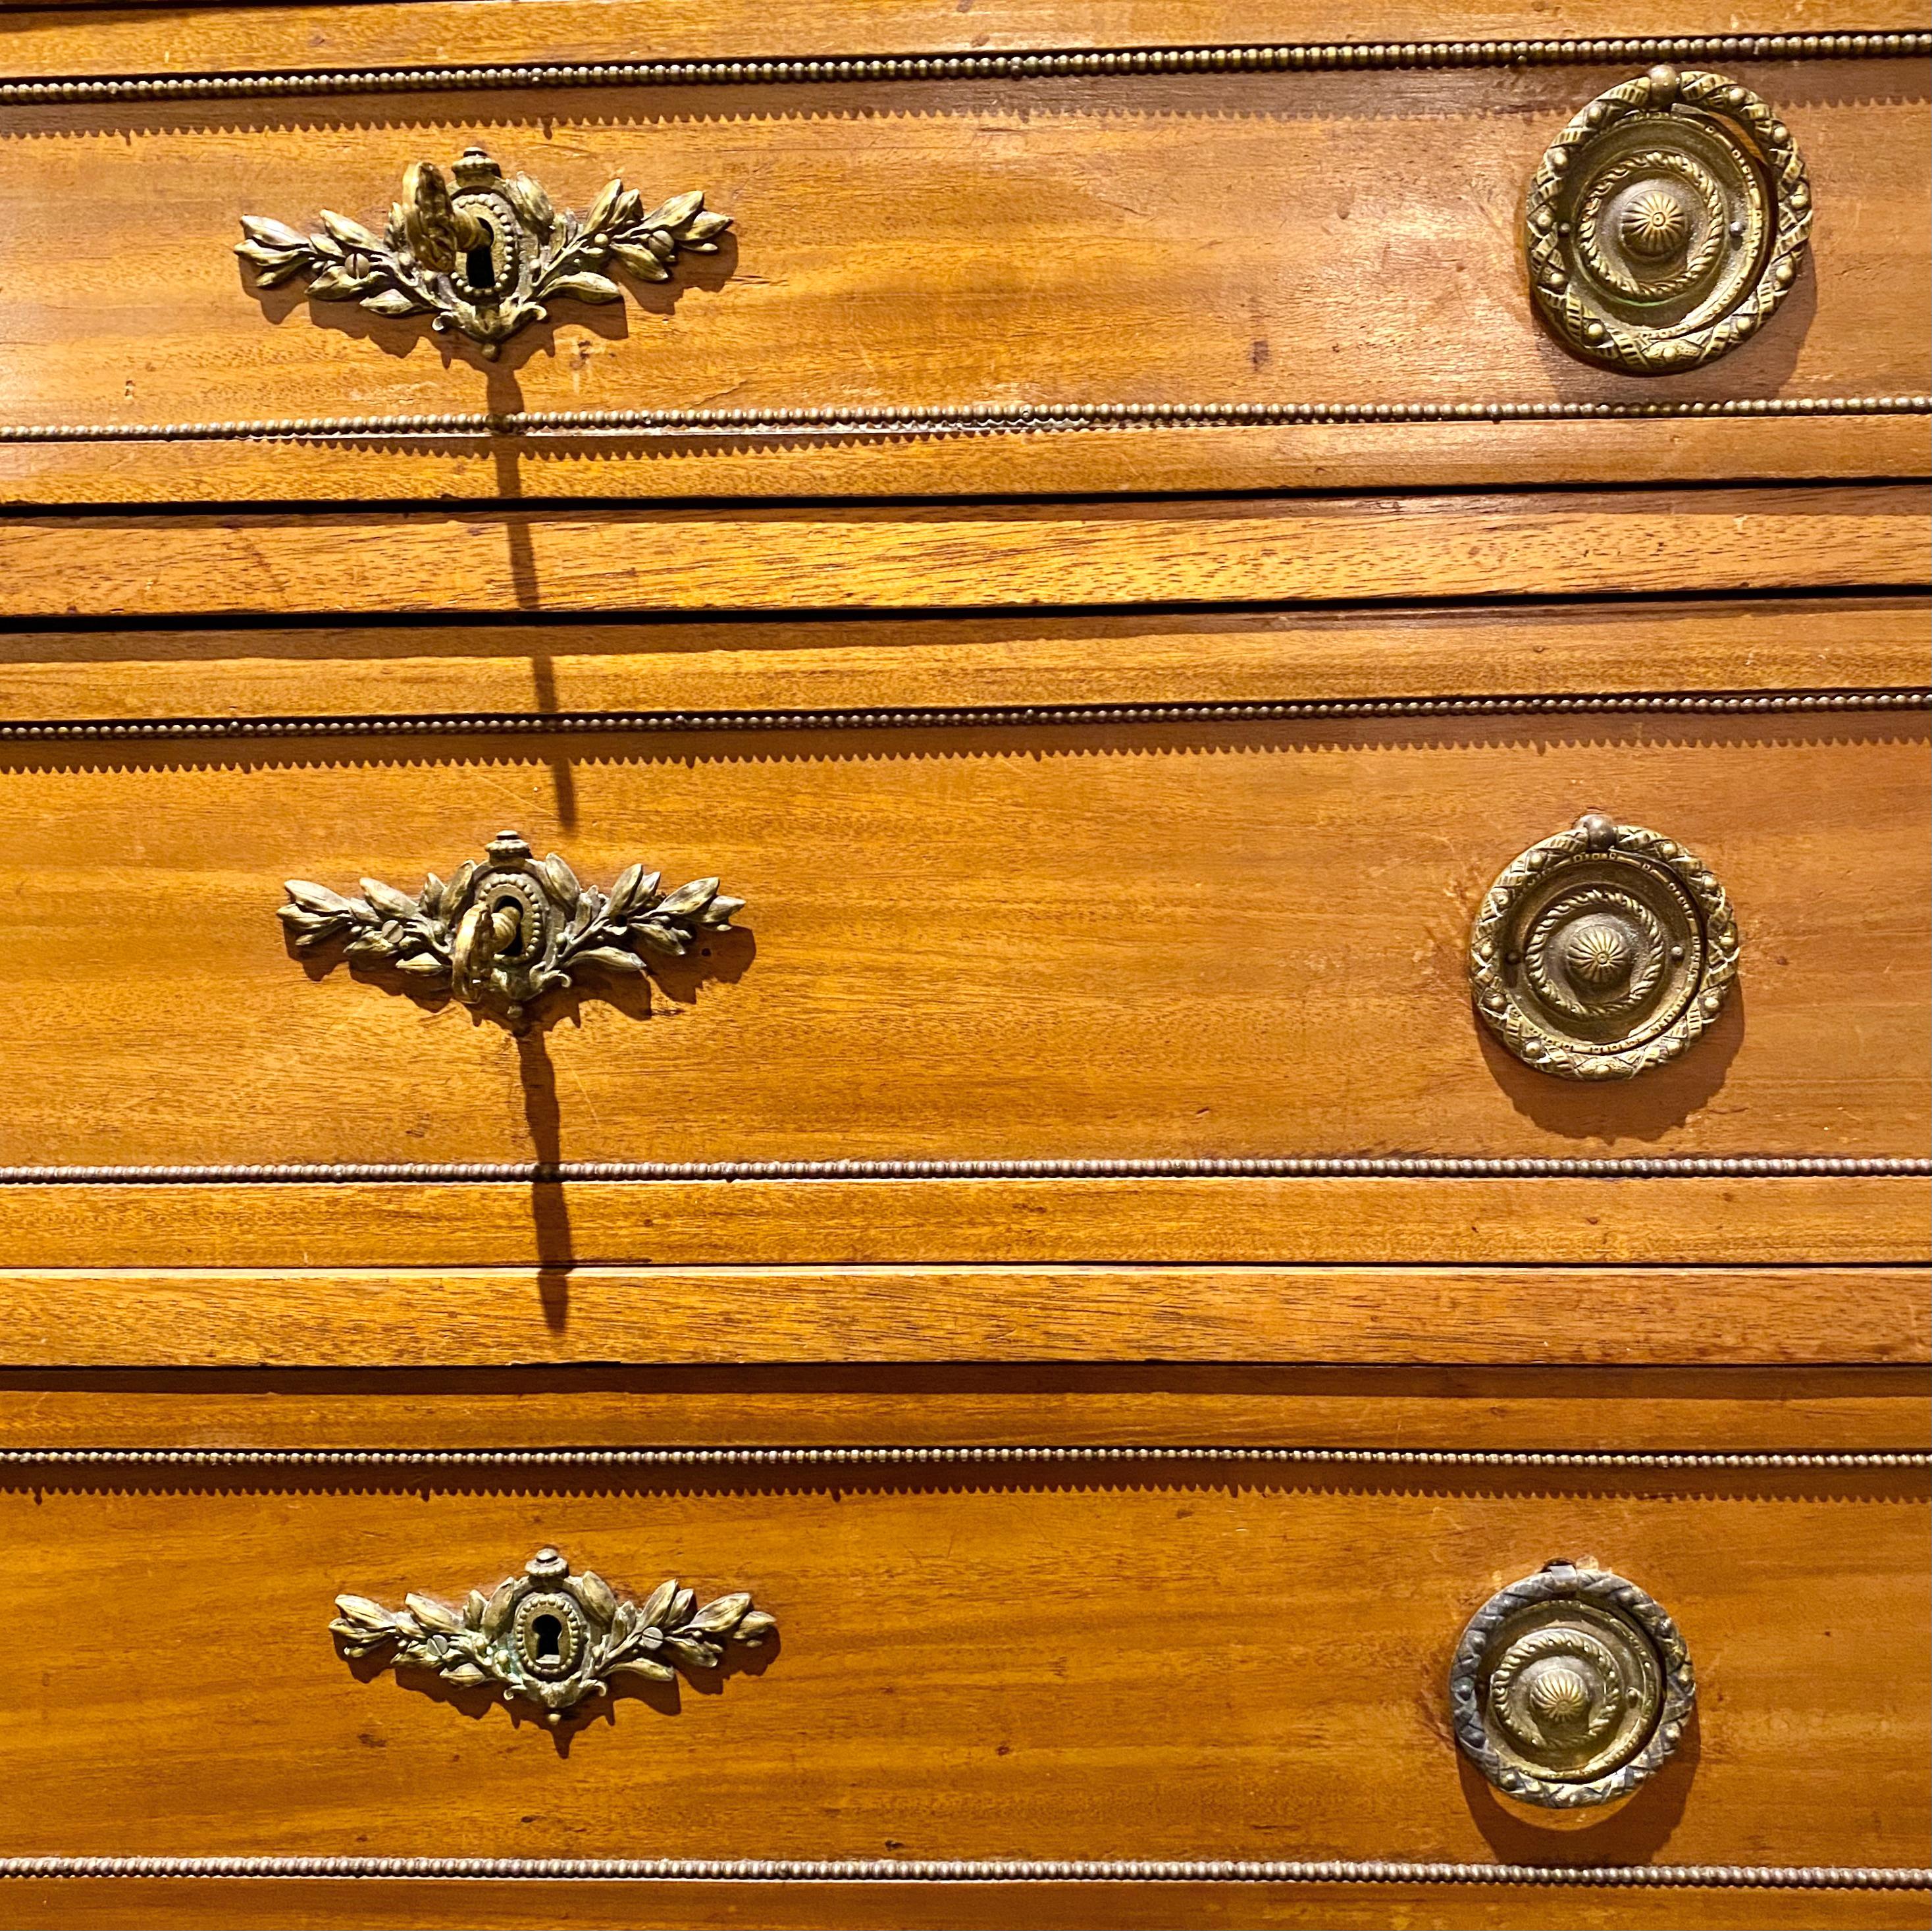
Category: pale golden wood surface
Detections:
[
  {"x1": 5, "y1": 1874, "x2": 1927, "y2": 1931},
  {"x1": 0, "y1": 58, "x2": 1922, "y2": 493},
  {"x1": 2, "y1": 1366, "x2": 1923, "y2": 1451},
  {"x1": 0, "y1": 1267, "x2": 1922, "y2": 1368},
  {"x1": 5, "y1": 708, "x2": 1924, "y2": 1166},
  {"x1": 10, "y1": 1176, "x2": 1925, "y2": 1267},
  {"x1": 3, "y1": 487, "x2": 1923, "y2": 617},
  {"x1": 2, "y1": 414, "x2": 1928, "y2": 508},
  {"x1": 5, "y1": 0, "x2": 1927, "y2": 74},
  {"x1": 0, "y1": 1464, "x2": 1923, "y2": 1866},
  {"x1": 0, "y1": 3, "x2": 1925, "y2": 1918},
  {"x1": 5, "y1": 596, "x2": 1926, "y2": 724}
]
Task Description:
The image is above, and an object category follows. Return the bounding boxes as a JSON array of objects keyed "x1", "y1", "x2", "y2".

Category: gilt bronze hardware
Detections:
[
  {"x1": 1451, "y1": 1561, "x2": 1694, "y2": 1808},
  {"x1": 1527, "y1": 66, "x2": 1810, "y2": 372},
  {"x1": 238, "y1": 145, "x2": 731, "y2": 355},
  {"x1": 332, "y1": 1545, "x2": 775, "y2": 1723},
  {"x1": 1469, "y1": 812, "x2": 1738, "y2": 1080},
  {"x1": 278, "y1": 830, "x2": 743, "y2": 1025}
]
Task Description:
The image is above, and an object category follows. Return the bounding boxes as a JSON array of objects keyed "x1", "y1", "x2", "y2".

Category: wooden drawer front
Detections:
[
  {"x1": 3, "y1": 697, "x2": 1925, "y2": 1171},
  {"x1": 1, "y1": 1449, "x2": 1925, "y2": 1870},
  {"x1": 0, "y1": 32, "x2": 1925, "y2": 502}
]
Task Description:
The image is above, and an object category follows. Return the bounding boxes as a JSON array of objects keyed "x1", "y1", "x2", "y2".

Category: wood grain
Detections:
[
  {"x1": 7, "y1": 1, "x2": 1927, "y2": 75},
  {"x1": 5, "y1": 1874, "x2": 1926, "y2": 1931},
  {"x1": 0, "y1": 1267, "x2": 1922, "y2": 1369},
  {"x1": 3, "y1": 3, "x2": 1924, "y2": 1909},
  {"x1": 2, "y1": 1365, "x2": 1925, "y2": 1452},
  {"x1": 5, "y1": 1177, "x2": 1925, "y2": 1269},
  {"x1": 3, "y1": 487, "x2": 1923, "y2": 618},
  {"x1": 0, "y1": 1464, "x2": 1923, "y2": 1868},
  {"x1": 4, "y1": 708, "x2": 1925, "y2": 1167},
  {"x1": 1, "y1": 413, "x2": 1928, "y2": 509},
  {"x1": 5, "y1": 596, "x2": 1926, "y2": 725},
  {"x1": 0, "y1": 59, "x2": 1922, "y2": 493}
]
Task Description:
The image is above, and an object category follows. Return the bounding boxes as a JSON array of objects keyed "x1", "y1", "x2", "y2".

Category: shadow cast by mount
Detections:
[
  {"x1": 1456, "y1": 1707, "x2": 1700, "y2": 1864},
  {"x1": 1478, "y1": 985, "x2": 1745, "y2": 1144},
  {"x1": 281, "y1": 924, "x2": 753, "y2": 1031},
  {"x1": 240, "y1": 222, "x2": 735, "y2": 375}
]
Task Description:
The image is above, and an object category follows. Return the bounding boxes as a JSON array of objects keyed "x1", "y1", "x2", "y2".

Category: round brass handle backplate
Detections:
[
  {"x1": 1450, "y1": 1562, "x2": 1696, "y2": 1808},
  {"x1": 1469, "y1": 811, "x2": 1740, "y2": 1080},
  {"x1": 1526, "y1": 65, "x2": 1812, "y2": 373}
]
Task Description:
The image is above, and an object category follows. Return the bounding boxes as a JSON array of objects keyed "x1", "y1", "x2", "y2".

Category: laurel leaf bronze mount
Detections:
[
  {"x1": 278, "y1": 830, "x2": 743, "y2": 1026},
  {"x1": 332, "y1": 1547, "x2": 777, "y2": 1724},
  {"x1": 237, "y1": 145, "x2": 730, "y2": 355}
]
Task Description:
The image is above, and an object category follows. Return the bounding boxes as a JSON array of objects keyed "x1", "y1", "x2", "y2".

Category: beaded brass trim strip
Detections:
[
  {"x1": 1, "y1": 1855, "x2": 1926, "y2": 1886},
  {"x1": 3, "y1": 1447, "x2": 1925, "y2": 1469},
  {"x1": 3, "y1": 32, "x2": 1927, "y2": 109},
  {"x1": 1, "y1": 394, "x2": 1927, "y2": 445},
  {"x1": 3, "y1": 690, "x2": 1924, "y2": 747},
  {"x1": 1, "y1": 1156, "x2": 1925, "y2": 1184}
]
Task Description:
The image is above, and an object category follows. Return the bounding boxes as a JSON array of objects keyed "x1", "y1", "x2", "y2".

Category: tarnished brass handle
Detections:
[
  {"x1": 1527, "y1": 65, "x2": 1811, "y2": 372},
  {"x1": 237, "y1": 144, "x2": 731, "y2": 357},
  {"x1": 279, "y1": 829, "x2": 744, "y2": 1026},
  {"x1": 1450, "y1": 1561, "x2": 1695, "y2": 1808},
  {"x1": 398, "y1": 159, "x2": 490, "y2": 275},
  {"x1": 332, "y1": 1546, "x2": 777, "y2": 1725},
  {"x1": 1469, "y1": 812, "x2": 1738, "y2": 1080},
  {"x1": 450, "y1": 897, "x2": 523, "y2": 1007}
]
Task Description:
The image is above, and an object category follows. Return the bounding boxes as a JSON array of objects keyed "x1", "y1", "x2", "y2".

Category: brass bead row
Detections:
[
  {"x1": 2, "y1": 687, "x2": 1925, "y2": 745},
  {"x1": 3, "y1": 33, "x2": 1927, "y2": 107},
  {"x1": 0, "y1": 1854, "x2": 1926, "y2": 1886},
  {"x1": 2, "y1": 394, "x2": 1927, "y2": 444},
  {"x1": 3, "y1": 1447, "x2": 1923, "y2": 1469},
  {"x1": 1, "y1": 1155, "x2": 1925, "y2": 1183}
]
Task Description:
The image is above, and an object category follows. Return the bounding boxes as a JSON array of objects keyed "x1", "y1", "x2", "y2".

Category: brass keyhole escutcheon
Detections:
[
  {"x1": 331, "y1": 1546, "x2": 778, "y2": 1726},
  {"x1": 280, "y1": 830, "x2": 745, "y2": 1028},
  {"x1": 239, "y1": 145, "x2": 732, "y2": 358}
]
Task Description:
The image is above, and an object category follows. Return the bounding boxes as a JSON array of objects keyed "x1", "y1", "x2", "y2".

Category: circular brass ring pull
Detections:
[
  {"x1": 1526, "y1": 65, "x2": 1812, "y2": 372},
  {"x1": 1469, "y1": 812, "x2": 1739, "y2": 1080},
  {"x1": 1450, "y1": 1562, "x2": 1696, "y2": 1808}
]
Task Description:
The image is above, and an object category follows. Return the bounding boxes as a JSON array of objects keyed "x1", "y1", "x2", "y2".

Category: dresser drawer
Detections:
[
  {"x1": 2, "y1": 677, "x2": 1923, "y2": 1174},
  {"x1": 1, "y1": 1443, "x2": 1924, "y2": 1882},
  {"x1": 0, "y1": 16, "x2": 1924, "y2": 503},
  {"x1": 7, "y1": 568, "x2": 1924, "y2": 1267}
]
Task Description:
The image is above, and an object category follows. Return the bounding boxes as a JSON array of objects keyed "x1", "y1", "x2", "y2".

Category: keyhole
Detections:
[
  {"x1": 465, "y1": 240, "x2": 498, "y2": 292},
  {"x1": 533, "y1": 1614, "x2": 563, "y2": 1661}
]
